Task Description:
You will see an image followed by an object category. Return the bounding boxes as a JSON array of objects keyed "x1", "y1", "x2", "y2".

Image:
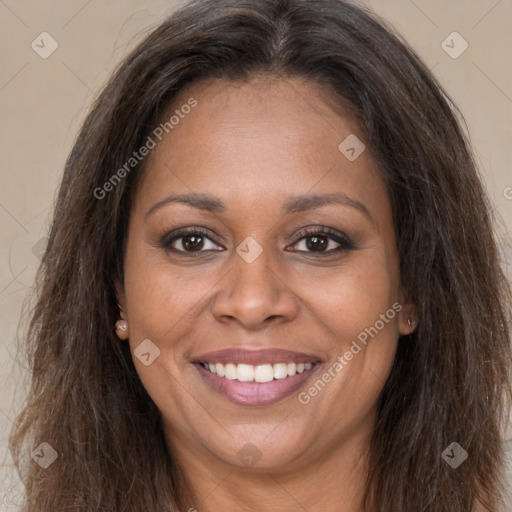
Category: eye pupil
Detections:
[
  {"x1": 306, "y1": 235, "x2": 328, "y2": 251},
  {"x1": 182, "y1": 235, "x2": 204, "y2": 251}
]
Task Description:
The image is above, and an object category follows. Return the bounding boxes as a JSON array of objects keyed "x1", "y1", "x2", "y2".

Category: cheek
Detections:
[
  {"x1": 122, "y1": 240, "x2": 222, "y2": 348},
  {"x1": 293, "y1": 251, "x2": 400, "y2": 389},
  {"x1": 293, "y1": 252, "x2": 398, "y2": 340}
]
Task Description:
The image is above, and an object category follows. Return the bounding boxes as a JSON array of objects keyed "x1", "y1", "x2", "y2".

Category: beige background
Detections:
[{"x1": 0, "y1": 0, "x2": 511, "y2": 508}]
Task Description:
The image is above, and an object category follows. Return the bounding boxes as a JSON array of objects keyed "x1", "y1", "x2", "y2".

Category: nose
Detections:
[{"x1": 211, "y1": 247, "x2": 299, "y2": 330}]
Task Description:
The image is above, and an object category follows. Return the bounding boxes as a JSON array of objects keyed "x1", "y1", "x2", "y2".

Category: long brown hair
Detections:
[{"x1": 9, "y1": 0, "x2": 512, "y2": 510}]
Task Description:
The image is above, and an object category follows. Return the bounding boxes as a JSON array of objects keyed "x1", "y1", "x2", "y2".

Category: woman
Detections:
[{"x1": 9, "y1": 0, "x2": 512, "y2": 510}]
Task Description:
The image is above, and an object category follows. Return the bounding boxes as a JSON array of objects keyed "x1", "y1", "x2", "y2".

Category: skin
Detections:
[{"x1": 115, "y1": 75, "x2": 416, "y2": 512}]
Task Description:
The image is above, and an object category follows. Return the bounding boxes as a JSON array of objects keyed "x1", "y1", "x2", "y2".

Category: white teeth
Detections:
[
  {"x1": 273, "y1": 363, "x2": 288, "y2": 379},
  {"x1": 215, "y1": 362, "x2": 225, "y2": 377},
  {"x1": 225, "y1": 363, "x2": 237, "y2": 380},
  {"x1": 255, "y1": 364, "x2": 274, "y2": 383},
  {"x1": 201, "y1": 361, "x2": 315, "y2": 382},
  {"x1": 237, "y1": 364, "x2": 255, "y2": 382}
]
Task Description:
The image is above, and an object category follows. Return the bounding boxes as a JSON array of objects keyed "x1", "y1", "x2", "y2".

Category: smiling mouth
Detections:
[
  {"x1": 194, "y1": 360, "x2": 321, "y2": 406},
  {"x1": 198, "y1": 361, "x2": 316, "y2": 382}
]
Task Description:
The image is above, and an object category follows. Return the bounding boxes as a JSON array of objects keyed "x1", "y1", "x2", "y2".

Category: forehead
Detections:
[{"x1": 134, "y1": 76, "x2": 389, "y2": 228}]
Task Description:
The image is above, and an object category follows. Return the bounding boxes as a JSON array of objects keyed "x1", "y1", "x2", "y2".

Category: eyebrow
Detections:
[{"x1": 144, "y1": 191, "x2": 373, "y2": 223}]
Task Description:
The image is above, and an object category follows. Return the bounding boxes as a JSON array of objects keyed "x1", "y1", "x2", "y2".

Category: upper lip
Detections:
[{"x1": 191, "y1": 347, "x2": 322, "y2": 365}]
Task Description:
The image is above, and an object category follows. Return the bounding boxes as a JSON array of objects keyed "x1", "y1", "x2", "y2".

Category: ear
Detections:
[
  {"x1": 397, "y1": 287, "x2": 417, "y2": 336},
  {"x1": 114, "y1": 279, "x2": 127, "y2": 320}
]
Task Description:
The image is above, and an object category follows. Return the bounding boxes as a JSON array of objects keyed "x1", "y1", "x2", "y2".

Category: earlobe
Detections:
[
  {"x1": 399, "y1": 308, "x2": 417, "y2": 336},
  {"x1": 397, "y1": 290, "x2": 418, "y2": 336}
]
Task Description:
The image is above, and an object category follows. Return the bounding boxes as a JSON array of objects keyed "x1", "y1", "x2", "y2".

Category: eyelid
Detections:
[{"x1": 292, "y1": 225, "x2": 353, "y2": 247}]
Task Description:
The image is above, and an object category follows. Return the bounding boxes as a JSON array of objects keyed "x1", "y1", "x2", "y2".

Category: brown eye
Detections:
[
  {"x1": 178, "y1": 234, "x2": 206, "y2": 251},
  {"x1": 161, "y1": 228, "x2": 224, "y2": 254},
  {"x1": 302, "y1": 235, "x2": 330, "y2": 251},
  {"x1": 289, "y1": 227, "x2": 354, "y2": 254}
]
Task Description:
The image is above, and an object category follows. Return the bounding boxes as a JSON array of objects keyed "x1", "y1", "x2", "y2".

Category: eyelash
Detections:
[{"x1": 160, "y1": 226, "x2": 355, "y2": 256}]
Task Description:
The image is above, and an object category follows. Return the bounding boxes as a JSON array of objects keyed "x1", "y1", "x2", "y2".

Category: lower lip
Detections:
[{"x1": 194, "y1": 363, "x2": 320, "y2": 406}]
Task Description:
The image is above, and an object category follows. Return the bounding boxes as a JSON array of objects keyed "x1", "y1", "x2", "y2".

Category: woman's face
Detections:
[{"x1": 117, "y1": 76, "x2": 414, "y2": 473}]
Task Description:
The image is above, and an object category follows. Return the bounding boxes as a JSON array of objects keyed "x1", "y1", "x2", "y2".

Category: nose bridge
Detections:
[
  {"x1": 234, "y1": 239, "x2": 277, "y2": 296},
  {"x1": 211, "y1": 236, "x2": 298, "y2": 329},
  {"x1": 231, "y1": 237, "x2": 281, "y2": 308}
]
